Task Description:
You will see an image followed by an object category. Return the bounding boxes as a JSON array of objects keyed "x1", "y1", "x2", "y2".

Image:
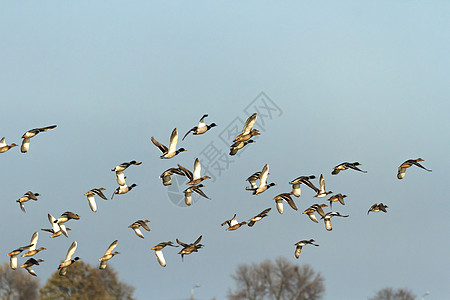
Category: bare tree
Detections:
[
  {"x1": 227, "y1": 257, "x2": 325, "y2": 300},
  {"x1": 368, "y1": 287, "x2": 416, "y2": 300},
  {"x1": 0, "y1": 263, "x2": 40, "y2": 300}
]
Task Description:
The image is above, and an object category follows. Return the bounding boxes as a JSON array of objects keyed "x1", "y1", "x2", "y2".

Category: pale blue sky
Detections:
[{"x1": 1, "y1": 1, "x2": 449, "y2": 299}]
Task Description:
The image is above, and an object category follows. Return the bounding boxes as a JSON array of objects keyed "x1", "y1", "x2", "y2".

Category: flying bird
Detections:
[
  {"x1": 151, "y1": 241, "x2": 179, "y2": 267},
  {"x1": 248, "y1": 208, "x2": 271, "y2": 227},
  {"x1": 294, "y1": 239, "x2": 319, "y2": 259},
  {"x1": 397, "y1": 158, "x2": 432, "y2": 179},
  {"x1": 58, "y1": 241, "x2": 80, "y2": 276},
  {"x1": 183, "y1": 184, "x2": 210, "y2": 206},
  {"x1": 178, "y1": 158, "x2": 211, "y2": 185},
  {"x1": 368, "y1": 203, "x2": 388, "y2": 214},
  {"x1": 245, "y1": 164, "x2": 276, "y2": 195},
  {"x1": 328, "y1": 193, "x2": 347, "y2": 208},
  {"x1": 303, "y1": 204, "x2": 328, "y2": 223},
  {"x1": 20, "y1": 258, "x2": 44, "y2": 276},
  {"x1": 289, "y1": 175, "x2": 317, "y2": 197},
  {"x1": 182, "y1": 114, "x2": 218, "y2": 141},
  {"x1": 16, "y1": 191, "x2": 40, "y2": 213},
  {"x1": 151, "y1": 128, "x2": 187, "y2": 159},
  {"x1": 99, "y1": 240, "x2": 120, "y2": 269},
  {"x1": 221, "y1": 214, "x2": 248, "y2": 231},
  {"x1": 229, "y1": 140, "x2": 255, "y2": 156},
  {"x1": 53, "y1": 211, "x2": 80, "y2": 237},
  {"x1": 176, "y1": 235, "x2": 204, "y2": 261},
  {"x1": 0, "y1": 137, "x2": 18, "y2": 153},
  {"x1": 128, "y1": 220, "x2": 150, "y2": 239},
  {"x1": 111, "y1": 184, "x2": 138, "y2": 199},
  {"x1": 111, "y1": 160, "x2": 142, "y2": 186},
  {"x1": 160, "y1": 167, "x2": 185, "y2": 186},
  {"x1": 313, "y1": 174, "x2": 332, "y2": 198},
  {"x1": 246, "y1": 171, "x2": 262, "y2": 190},
  {"x1": 273, "y1": 192, "x2": 297, "y2": 214},
  {"x1": 8, "y1": 244, "x2": 33, "y2": 270},
  {"x1": 233, "y1": 113, "x2": 259, "y2": 142},
  {"x1": 41, "y1": 213, "x2": 71, "y2": 238},
  {"x1": 85, "y1": 188, "x2": 108, "y2": 212},
  {"x1": 332, "y1": 162, "x2": 367, "y2": 175},
  {"x1": 321, "y1": 212, "x2": 349, "y2": 231},
  {"x1": 22, "y1": 232, "x2": 46, "y2": 257},
  {"x1": 21, "y1": 125, "x2": 57, "y2": 153}
]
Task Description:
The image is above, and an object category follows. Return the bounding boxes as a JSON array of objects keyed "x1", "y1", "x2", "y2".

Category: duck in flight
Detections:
[
  {"x1": 397, "y1": 158, "x2": 431, "y2": 179},
  {"x1": 248, "y1": 208, "x2": 271, "y2": 227},
  {"x1": 289, "y1": 175, "x2": 317, "y2": 197},
  {"x1": 99, "y1": 240, "x2": 120, "y2": 270},
  {"x1": 151, "y1": 128, "x2": 187, "y2": 159},
  {"x1": 16, "y1": 191, "x2": 40, "y2": 213},
  {"x1": 21, "y1": 125, "x2": 57, "y2": 153},
  {"x1": 294, "y1": 239, "x2": 319, "y2": 259},
  {"x1": 151, "y1": 241, "x2": 178, "y2": 267},
  {"x1": 245, "y1": 164, "x2": 276, "y2": 195},
  {"x1": 183, "y1": 184, "x2": 210, "y2": 206},
  {"x1": 368, "y1": 203, "x2": 388, "y2": 214},
  {"x1": 312, "y1": 174, "x2": 332, "y2": 198},
  {"x1": 0, "y1": 137, "x2": 18, "y2": 153},
  {"x1": 332, "y1": 162, "x2": 367, "y2": 175},
  {"x1": 182, "y1": 114, "x2": 217, "y2": 141},
  {"x1": 112, "y1": 160, "x2": 142, "y2": 186},
  {"x1": 58, "y1": 241, "x2": 80, "y2": 276},
  {"x1": 178, "y1": 158, "x2": 211, "y2": 185},
  {"x1": 273, "y1": 192, "x2": 297, "y2": 214},
  {"x1": 85, "y1": 188, "x2": 108, "y2": 212},
  {"x1": 128, "y1": 220, "x2": 150, "y2": 239},
  {"x1": 221, "y1": 214, "x2": 248, "y2": 231},
  {"x1": 160, "y1": 167, "x2": 185, "y2": 186}
]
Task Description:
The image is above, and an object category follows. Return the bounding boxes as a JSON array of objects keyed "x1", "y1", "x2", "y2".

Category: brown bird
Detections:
[
  {"x1": 22, "y1": 232, "x2": 46, "y2": 257},
  {"x1": 397, "y1": 158, "x2": 431, "y2": 179},
  {"x1": 328, "y1": 193, "x2": 347, "y2": 208},
  {"x1": 246, "y1": 164, "x2": 276, "y2": 195},
  {"x1": 303, "y1": 204, "x2": 328, "y2": 223},
  {"x1": 183, "y1": 184, "x2": 210, "y2": 206},
  {"x1": 99, "y1": 240, "x2": 120, "y2": 269},
  {"x1": 233, "y1": 113, "x2": 259, "y2": 142},
  {"x1": 21, "y1": 125, "x2": 57, "y2": 153},
  {"x1": 58, "y1": 241, "x2": 80, "y2": 276},
  {"x1": 41, "y1": 213, "x2": 71, "y2": 238},
  {"x1": 20, "y1": 258, "x2": 44, "y2": 276},
  {"x1": 151, "y1": 128, "x2": 187, "y2": 159},
  {"x1": 248, "y1": 208, "x2": 271, "y2": 227},
  {"x1": 16, "y1": 191, "x2": 40, "y2": 213},
  {"x1": 151, "y1": 241, "x2": 178, "y2": 267},
  {"x1": 8, "y1": 244, "x2": 33, "y2": 270},
  {"x1": 321, "y1": 212, "x2": 349, "y2": 231},
  {"x1": 273, "y1": 192, "x2": 297, "y2": 214},
  {"x1": 0, "y1": 137, "x2": 18, "y2": 153},
  {"x1": 221, "y1": 214, "x2": 248, "y2": 231},
  {"x1": 178, "y1": 158, "x2": 211, "y2": 185},
  {"x1": 332, "y1": 162, "x2": 367, "y2": 175},
  {"x1": 176, "y1": 235, "x2": 204, "y2": 261},
  {"x1": 368, "y1": 203, "x2": 388, "y2": 214},
  {"x1": 160, "y1": 167, "x2": 185, "y2": 186},
  {"x1": 182, "y1": 114, "x2": 218, "y2": 141},
  {"x1": 85, "y1": 188, "x2": 108, "y2": 212},
  {"x1": 294, "y1": 239, "x2": 319, "y2": 259},
  {"x1": 289, "y1": 175, "x2": 317, "y2": 197},
  {"x1": 128, "y1": 220, "x2": 150, "y2": 239}
]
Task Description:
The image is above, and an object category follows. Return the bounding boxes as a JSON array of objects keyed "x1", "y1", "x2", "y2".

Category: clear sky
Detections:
[{"x1": 1, "y1": 1, "x2": 449, "y2": 299}]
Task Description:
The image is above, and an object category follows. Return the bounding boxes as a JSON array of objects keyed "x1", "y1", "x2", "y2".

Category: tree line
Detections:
[{"x1": 0, "y1": 258, "x2": 417, "y2": 300}]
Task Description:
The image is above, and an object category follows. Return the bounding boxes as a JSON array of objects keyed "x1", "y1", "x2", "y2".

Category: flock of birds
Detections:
[{"x1": 2, "y1": 113, "x2": 433, "y2": 279}]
